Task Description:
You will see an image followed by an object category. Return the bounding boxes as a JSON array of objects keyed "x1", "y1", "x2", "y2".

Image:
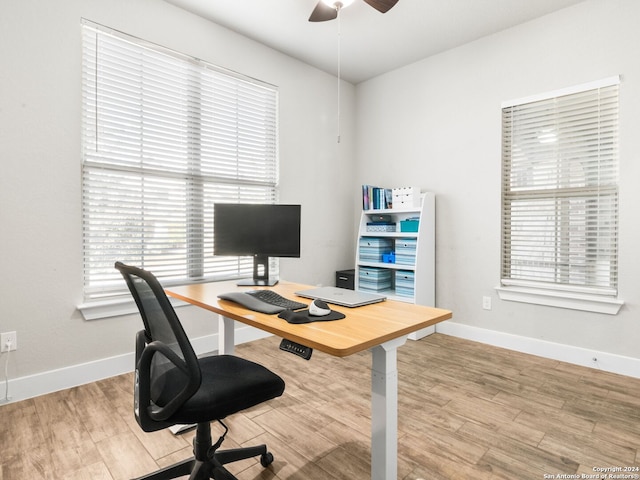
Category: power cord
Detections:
[{"x1": 2, "y1": 339, "x2": 11, "y2": 402}]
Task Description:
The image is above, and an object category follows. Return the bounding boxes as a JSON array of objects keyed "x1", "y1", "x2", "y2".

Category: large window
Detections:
[
  {"x1": 499, "y1": 77, "x2": 621, "y2": 313},
  {"x1": 81, "y1": 21, "x2": 278, "y2": 301}
]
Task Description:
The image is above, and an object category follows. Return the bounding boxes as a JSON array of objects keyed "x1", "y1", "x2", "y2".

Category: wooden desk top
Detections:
[{"x1": 166, "y1": 280, "x2": 452, "y2": 357}]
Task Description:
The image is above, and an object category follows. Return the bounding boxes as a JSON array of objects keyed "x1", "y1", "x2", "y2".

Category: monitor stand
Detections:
[{"x1": 237, "y1": 254, "x2": 278, "y2": 286}]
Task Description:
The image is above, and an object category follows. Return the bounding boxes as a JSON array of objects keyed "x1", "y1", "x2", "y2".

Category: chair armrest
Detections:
[{"x1": 134, "y1": 331, "x2": 200, "y2": 429}]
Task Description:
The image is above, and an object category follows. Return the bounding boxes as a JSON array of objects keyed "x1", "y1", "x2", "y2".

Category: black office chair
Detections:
[{"x1": 115, "y1": 262, "x2": 285, "y2": 480}]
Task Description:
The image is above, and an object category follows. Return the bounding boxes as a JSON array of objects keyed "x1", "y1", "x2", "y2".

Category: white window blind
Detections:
[
  {"x1": 501, "y1": 77, "x2": 619, "y2": 297},
  {"x1": 81, "y1": 21, "x2": 278, "y2": 300}
]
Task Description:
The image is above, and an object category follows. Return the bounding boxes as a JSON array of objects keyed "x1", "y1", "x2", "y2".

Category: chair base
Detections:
[
  {"x1": 132, "y1": 457, "x2": 195, "y2": 480},
  {"x1": 132, "y1": 422, "x2": 274, "y2": 480}
]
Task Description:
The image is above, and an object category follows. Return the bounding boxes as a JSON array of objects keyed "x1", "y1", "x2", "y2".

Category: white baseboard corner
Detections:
[
  {"x1": 2, "y1": 326, "x2": 271, "y2": 405},
  {"x1": 435, "y1": 322, "x2": 640, "y2": 379}
]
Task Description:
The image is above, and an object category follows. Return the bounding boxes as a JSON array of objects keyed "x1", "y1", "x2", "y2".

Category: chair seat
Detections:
[{"x1": 152, "y1": 355, "x2": 285, "y2": 424}]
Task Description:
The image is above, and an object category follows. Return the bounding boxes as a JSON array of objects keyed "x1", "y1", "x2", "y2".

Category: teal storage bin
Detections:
[{"x1": 400, "y1": 219, "x2": 419, "y2": 232}]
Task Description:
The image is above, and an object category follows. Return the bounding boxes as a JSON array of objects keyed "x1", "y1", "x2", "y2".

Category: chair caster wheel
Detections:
[{"x1": 260, "y1": 452, "x2": 274, "y2": 467}]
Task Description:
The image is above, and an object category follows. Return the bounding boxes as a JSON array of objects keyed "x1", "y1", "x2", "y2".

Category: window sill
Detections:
[
  {"x1": 78, "y1": 296, "x2": 188, "y2": 321},
  {"x1": 495, "y1": 286, "x2": 623, "y2": 315}
]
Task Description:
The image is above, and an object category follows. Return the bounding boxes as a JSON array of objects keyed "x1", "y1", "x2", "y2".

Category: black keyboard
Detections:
[
  {"x1": 218, "y1": 290, "x2": 307, "y2": 314},
  {"x1": 246, "y1": 290, "x2": 307, "y2": 310}
]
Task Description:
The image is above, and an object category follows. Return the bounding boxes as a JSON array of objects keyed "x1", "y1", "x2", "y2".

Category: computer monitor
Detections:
[{"x1": 213, "y1": 203, "x2": 301, "y2": 286}]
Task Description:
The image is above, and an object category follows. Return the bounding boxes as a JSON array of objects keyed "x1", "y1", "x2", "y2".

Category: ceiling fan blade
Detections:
[
  {"x1": 309, "y1": 1, "x2": 338, "y2": 22},
  {"x1": 363, "y1": 0, "x2": 399, "y2": 14}
]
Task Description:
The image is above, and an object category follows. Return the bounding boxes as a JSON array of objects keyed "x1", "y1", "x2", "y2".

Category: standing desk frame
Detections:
[{"x1": 166, "y1": 280, "x2": 452, "y2": 480}]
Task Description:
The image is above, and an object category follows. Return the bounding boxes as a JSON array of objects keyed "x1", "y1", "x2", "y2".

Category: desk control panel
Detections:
[{"x1": 279, "y1": 339, "x2": 313, "y2": 360}]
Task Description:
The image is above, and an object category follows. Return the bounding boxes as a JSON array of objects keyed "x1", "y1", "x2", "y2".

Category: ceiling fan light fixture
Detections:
[
  {"x1": 321, "y1": 0, "x2": 355, "y2": 10},
  {"x1": 310, "y1": 0, "x2": 398, "y2": 22}
]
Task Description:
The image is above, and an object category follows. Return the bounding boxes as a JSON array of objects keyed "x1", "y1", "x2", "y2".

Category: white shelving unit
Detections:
[{"x1": 355, "y1": 191, "x2": 435, "y2": 339}]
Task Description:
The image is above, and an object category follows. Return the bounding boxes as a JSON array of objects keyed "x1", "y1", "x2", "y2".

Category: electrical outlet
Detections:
[
  {"x1": 482, "y1": 296, "x2": 492, "y2": 310},
  {"x1": 1, "y1": 331, "x2": 17, "y2": 352}
]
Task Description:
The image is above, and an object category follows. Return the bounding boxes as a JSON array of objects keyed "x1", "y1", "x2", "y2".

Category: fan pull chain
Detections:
[{"x1": 336, "y1": 4, "x2": 342, "y2": 144}]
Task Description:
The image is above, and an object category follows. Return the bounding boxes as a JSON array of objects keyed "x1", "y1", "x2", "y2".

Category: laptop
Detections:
[{"x1": 295, "y1": 286, "x2": 386, "y2": 308}]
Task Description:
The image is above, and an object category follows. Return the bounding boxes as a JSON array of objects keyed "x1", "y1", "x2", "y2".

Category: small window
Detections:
[
  {"x1": 499, "y1": 77, "x2": 621, "y2": 313},
  {"x1": 81, "y1": 21, "x2": 278, "y2": 301}
]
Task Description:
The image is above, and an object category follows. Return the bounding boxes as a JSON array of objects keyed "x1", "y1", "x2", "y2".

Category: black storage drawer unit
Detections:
[{"x1": 335, "y1": 269, "x2": 355, "y2": 290}]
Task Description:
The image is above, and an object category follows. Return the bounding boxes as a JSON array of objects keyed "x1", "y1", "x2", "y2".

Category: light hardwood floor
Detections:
[{"x1": 1, "y1": 334, "x2": 639, "y2": 479}]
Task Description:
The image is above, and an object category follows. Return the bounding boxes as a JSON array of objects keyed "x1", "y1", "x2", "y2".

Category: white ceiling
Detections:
[{"x1": 164, "y1": 0, "x2": 585, "y2": 84}]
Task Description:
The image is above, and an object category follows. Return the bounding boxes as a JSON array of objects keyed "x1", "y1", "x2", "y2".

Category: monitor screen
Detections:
[{"x1": 213, "y1": 203, "x2": 301, "y2": 285}]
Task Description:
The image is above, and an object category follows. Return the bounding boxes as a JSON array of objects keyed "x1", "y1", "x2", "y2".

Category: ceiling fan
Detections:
[{"x1": 309, "y1": 0, "x2": 399, "y2": 22}]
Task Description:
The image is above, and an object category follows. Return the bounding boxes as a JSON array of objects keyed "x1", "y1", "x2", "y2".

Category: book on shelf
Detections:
[{"x1": 362, "y1": 185, "x2": 393, "y2": 210}]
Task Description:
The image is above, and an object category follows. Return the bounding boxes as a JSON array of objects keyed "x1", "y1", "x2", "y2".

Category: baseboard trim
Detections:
[
  {"x1": 2, "y1": 325, "x2": 271, "y2": 404},
  {"x1": 435, "y1": 322, "x2": 640, "y2": 379},
  {"x1": 6, "y1": 322, "x2": 638, "y2": 404}
]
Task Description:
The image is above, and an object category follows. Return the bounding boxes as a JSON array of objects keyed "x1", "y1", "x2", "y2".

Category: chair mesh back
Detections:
[
  {"x1": 117, "y1": 263, "x2": 200, "y2": 408},
  {"x1": 131, "y1": 277, "x2": 186, "y2": 397}
]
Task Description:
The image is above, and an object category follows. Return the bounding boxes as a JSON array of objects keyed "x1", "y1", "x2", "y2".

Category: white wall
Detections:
[
  {"x1": 0, "y1": 0, "x2": 355, "y2": 393},
  {"x1": 3, "y1": 0, "x2": 639, "y2": 401},
  {"x1": 355, "y1": 0, "x2": 640, "y2": 367}
]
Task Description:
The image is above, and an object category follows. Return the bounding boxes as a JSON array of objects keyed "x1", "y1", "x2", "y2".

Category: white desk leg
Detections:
[
  {"x1": 218, "y1": 315, "x2": 235, "y2": 355},
  {"x1": 371, "y1": 336, "x2": 407, "y2": 480}
]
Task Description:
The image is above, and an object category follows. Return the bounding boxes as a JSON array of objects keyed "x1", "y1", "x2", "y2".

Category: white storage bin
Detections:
[{"x1": 392, "y1": 187, "x2": 421, "y2": 209}]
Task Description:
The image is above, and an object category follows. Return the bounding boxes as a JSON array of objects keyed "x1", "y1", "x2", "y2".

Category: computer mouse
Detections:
[{"x1": 308, "y1": 299, "x2": 331, "y2": 317}]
